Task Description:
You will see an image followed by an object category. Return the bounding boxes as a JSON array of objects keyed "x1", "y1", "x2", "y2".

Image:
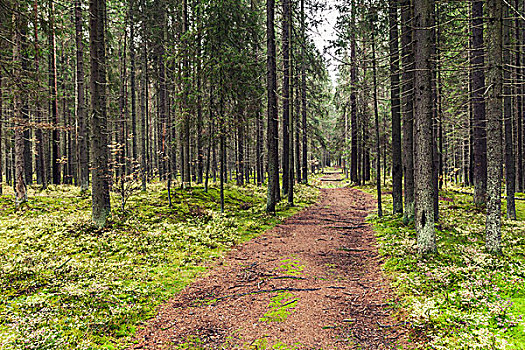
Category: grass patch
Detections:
[
  {"x1": 359, "y1": 184, "x2": 525, "y2": 349},
  {"x1": 0, "y1": 180, "x2": 318, "y2": 350},
  {"x1": 259, "y1": 292, "x2": 298, "y2": 323}
]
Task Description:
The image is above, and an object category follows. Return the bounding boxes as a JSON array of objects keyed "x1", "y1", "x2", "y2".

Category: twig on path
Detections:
[
  {"x1": 340, "y1": 247, "x2": 367, "y2": 252},
  {"x1": 326, "y1": 286, "x2": 346, "y2": 289},
  {"x1": 357, "y1": 281, "x2": 369, "y2": 289},
  {"x1": 330, "y1": 225, "x2": 367, "y2": 230},
  {"x1": 269, "y1": 275, "x2": 307, "y2": 280},
  {"x1": 376, "y1": 321, "x2": 409, "y2": 328}
]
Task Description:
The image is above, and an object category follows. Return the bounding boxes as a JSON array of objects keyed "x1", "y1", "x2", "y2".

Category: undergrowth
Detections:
[
  {"x1": 0, "y1": 181, "x2": 318, "y2": 350},
  {"x1": 360, "y1": 184, "x2": 525, "y2": 349}
]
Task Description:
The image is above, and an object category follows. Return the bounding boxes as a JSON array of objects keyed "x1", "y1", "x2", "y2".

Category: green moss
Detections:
[
  {"x1": 259, "y1": 292, "x2": 298, "y2": 323},
  {"x1": 359, "y1": 184, "x2": 525, "y2": 349},
  {"x1": 0, "y1": 181, "x2": 318, "y2": 350}
]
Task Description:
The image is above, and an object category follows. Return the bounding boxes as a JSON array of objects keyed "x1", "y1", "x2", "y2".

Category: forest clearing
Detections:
[{"x1": 1, "y1": 0, "x2": 525, "y2": 348}]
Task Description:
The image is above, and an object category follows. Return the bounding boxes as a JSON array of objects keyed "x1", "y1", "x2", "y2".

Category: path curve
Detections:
[{"x1": 131, "y1": 182, "x2": 406, "y2": 349}]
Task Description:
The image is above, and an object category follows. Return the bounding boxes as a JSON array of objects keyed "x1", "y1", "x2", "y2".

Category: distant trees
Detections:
[
  {"x1": 0, "y1": 0, "x2": 520, "y2": 256},
  {"x1": 331, "y1": 0, "x2": 519, "y2": 256}
]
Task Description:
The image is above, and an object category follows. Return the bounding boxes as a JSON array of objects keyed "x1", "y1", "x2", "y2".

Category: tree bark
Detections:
[
  {"x1": 401, "y1": 0, "x2": 415, "y2": 222},
  {"x1": 14, "y1": 8, "x2": 27, "y2": 206},
  {"x1": 281, "y1": 0, "x2": 290, "y2": 196},
  {"x1": 516, "y1": 0, "x2": 523, "y2": 192},
  {"x1": 372, "y1": 20, "x2": 383, "y2": 217},
  {"x1": 33, "y1": 1, "x2": 46, "y2": 187},
  {"x1": 49, "y1": 0, "x2": 60, "y2": 185},
  {"x1": 485, "y1": 0, "x2": 503, "y2": 254},
  {"x1": 471, "y1": 0, "x2": 488, "y2": 205},
  {"x1": 267, "y1": 0, "x2": 279, "y2": 212},
  {"x1": 75, "y1": 0, "x2": 88, "y2": 191},
  {"x1": 301, "y1": 0, "x2": 308, "y2": 184},
  {"x1": 413, "y1": 0, "x2": 436, "y2": 255},
  {"x1": 0, "y1": 73, "x2": 2, "y2": 195},
  {"x1": 503, "y1": 5, "x2": 515, "y2": 220},
  {"x1": 182, "y1": 0, "x2": 191, "y2": 188},
  {"x1": 389, "y1": 0, "x2": 402, "y2": 214},
  {"x1": 350, "y1": 0, "x2": 358, "y2": 184},
  {"x1": 90, "y1": 0, "x2": 111, "y2": 227}
]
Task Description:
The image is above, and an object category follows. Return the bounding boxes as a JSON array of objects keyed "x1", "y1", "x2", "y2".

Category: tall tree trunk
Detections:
[
  {"x1": 75, "y1": 0, "x2": 88, "y2": 191},
  {"x1": 350, "y1": 0, "x2": 358, "y2": 183},
  {"x1": 295, "y1": 73, "x2": 301, "y2": 183},
  {"x1": 49, "y1": 0, "x2": 60, "y2": 185},
  {"x1": 516, "y1": 0, "x2": 523, "y2": 192},
  {"x1": 401, "y1": 0, "x2": 415, "y2": 223},
  {"x1": 301, "y1": 0, "x2": 308, "y2": 184},
  {"x1": 267, "y1": 0, "x2": 279, "y2": 212},
  {"x1": 196, "y1": 11, "x2": 203, "y2": 185},
  {"x1": 413, "y1": 0, "x2": 436, "y2": 255},
  {"x1": 141, "y1": 11, "x2": 148, "y2": 192},
  {"x1": 281, "y1": 0, "x2": 290, "y2": 196},
  {"x1": 220, "y1": 131, "x2": 225, "y2": 212},
  {"x1": 471, "y1": 0, "x2": 488, "y2": 205},
  {"x1": 372, "y1": 21, "x2": 382, "y2": 217},
  {"x1": 182, "y1": 0, "x2": 191, "y2": 187},
  {"x1": 431, "y1": 1, "x2": 439, "y2": 221},
  {"x1": 389, "y1": 0, "x2": 402, "y2": 214},
  {"x1": 503, "y1": 5, "x2": 516, "y2": 220},
  {"x1": 485, "y1": 0, "x2": 503, "y2": 254},
  {"x1": 33, "y1": 1, "x2": 45, "y2": 187},
  {"x1": 90, "y1": 0, "x2": 111, "y2": 227},
  {"x1": 0, "y1": 73, "x2": 2, "y2": 195},
  {"x1": 130, "y1": 1, "x2": 137, "y2": 164},
  {"x1": 288, "y1": 44, "x2": 294, "y2": 205},
  {"x1": 14, "y1": 8, "x2": 27, "y2": 206}
]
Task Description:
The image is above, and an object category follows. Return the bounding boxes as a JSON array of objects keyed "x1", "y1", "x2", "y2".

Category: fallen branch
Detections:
[
  {"x1": 269, "y1": 276, "x2": 307, "y2": 280},
  {"x1": 340, "y1": 247, "x2": 367, "y2": 252},
  {"x1": 376, "y1": 321, "x2": 410, "y2": 328},
  {"x1": 330, "y1": 225, "x2": 367, "y2": 230}
]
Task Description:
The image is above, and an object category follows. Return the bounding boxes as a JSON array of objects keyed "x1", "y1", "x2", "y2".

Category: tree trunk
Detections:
[
  {"x1": 372, "y1": 21, "x2": 382, "y2": 217},
  {"x1": 401, "y1": 0, "x2": 415, "y2": 223},
  {"x1": 49, "y1": 0, "x2": 60, "y2": 185},
  {"x1": 485, "y1": 0, "x2": 503, "y2": 254},
  {"x1": 350, "y1": 0, "x2": 358, "y2": 184},
  {"x1": 413, "y1": 0, "x2": 436, "y2": 255},
  {"x1": 130, "y1": 1, "x2": 137, "y2": 165},
  {"x1": 14, "y1": 9, "x2": 27, "y2": 205},
  {"x1": 182, "y1": 0, "x2": 191, "y2": 188},
  {"x1": 33, "y1": 1, "x2": 45, "y2": 187},
  {"x1": 141, "y1": 13, "x2": 148, "y2": 192},
  {"x1": 266, "y1": 0, "x2": 279, "y2": 212},
  {"x1": 389, "y1": 0, "x2": 402, "y2": 214},
  {"x1": 301, "y1": 0, "x2": 308, "y2": 184},
  {"x1": 0, "y1": 73, "x2": 2, "y2": 195},
  {"x1": 281, "y1": 0, "x2": 290, "y2": 196},
  {"x1": 471, "y1": 0, "x2": 488, "y2": 205},
  {"x1": 89, "y1": 0, "x2": 111, "y2": 227},
  {"x1": 503, "y1": 5, "x2": 516, "y2": 220},
  {"x1": 516, "y1": 0, "x2": 523, "y2": 192},
  {"x1": 75, "y1": 0, "x2": 88, "y2": 191}
]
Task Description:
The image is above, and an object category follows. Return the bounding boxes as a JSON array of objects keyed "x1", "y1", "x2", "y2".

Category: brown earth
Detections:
[{"x1": 130, "y1": 177, "x2": 408, "y2": 349}]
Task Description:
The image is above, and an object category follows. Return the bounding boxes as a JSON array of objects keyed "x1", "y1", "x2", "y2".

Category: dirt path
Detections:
[{"x1": 131, "y1": 178, "x2": 406, "y2": 349}]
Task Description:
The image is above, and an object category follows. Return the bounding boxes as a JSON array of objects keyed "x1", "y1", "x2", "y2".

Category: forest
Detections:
[{"x1": 0, "y1": 0, "x2": 525, "y2": 348}]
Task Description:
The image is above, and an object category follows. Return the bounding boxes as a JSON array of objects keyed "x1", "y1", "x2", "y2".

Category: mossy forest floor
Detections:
[
  {"x1": 3, "y1": 170, "x2": 525, "y2": 349},
  {"x1": 0, "y1": 180, "x2": 316, "y2": 349},
  {"x1": 361, "y1": 182, "x2": 525, "y2": 349}
]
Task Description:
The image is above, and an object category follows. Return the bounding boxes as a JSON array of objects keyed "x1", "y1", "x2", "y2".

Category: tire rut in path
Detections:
[{"x1": 131, "y1": 187, "x2": 407, "y2": 349}]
